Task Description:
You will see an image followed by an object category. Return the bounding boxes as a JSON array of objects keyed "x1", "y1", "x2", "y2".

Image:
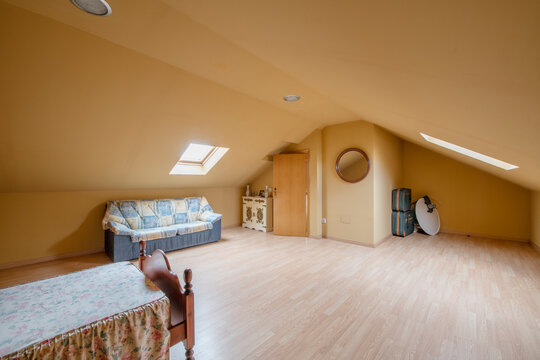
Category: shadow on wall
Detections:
[{"x1": 49, "y1": 203, "x2": 107, "y2": 258}]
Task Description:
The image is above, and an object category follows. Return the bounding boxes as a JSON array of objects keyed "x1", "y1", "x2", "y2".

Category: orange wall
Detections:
[
  {"x1": 0, "y1": 187, "x2": 242, "y2": 266},
  {"x1": 403, "y1": 142, "x2": 531, "y2": 241},
  {"x1": 532, "y1": 191, "x2": 540, "y2": 249},
  {"x1": 372, "y1": 126, "x2": 403, "y2": 245},
  {"x1": 252, "y1": 124, "x2": 532, "y2": 244}
]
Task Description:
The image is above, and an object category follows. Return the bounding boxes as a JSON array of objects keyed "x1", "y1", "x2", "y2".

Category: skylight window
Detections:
[
  {"x1": 180, "y1": 143, "x2": 215, "y2": 163},
  {"x1": 420, "y1": 133, "x2": 518, "y2": 170},
  {"x1": 170, "y1": 143, "x2": 229, "y2": 175}
]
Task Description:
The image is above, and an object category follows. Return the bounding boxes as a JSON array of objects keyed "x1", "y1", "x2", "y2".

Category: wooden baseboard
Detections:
[
  {"x1": 309, "y1": 234, "x2": 323, "y2": 239},
  {"x1": 223, "y1": 223, "x2": 242, "y2": 229},
  {"x1": 0, "y1": 249, "x2": 104, "y2": 270},
  {"x1": 531, "y1": 241, "x2": 540, "y2": 254},
  {"x1": 440, "y1": 230, "x2": 529, "y2": 243},
  {"x1": 324, "y1": 236, "x2": 375, "y2": 248}
]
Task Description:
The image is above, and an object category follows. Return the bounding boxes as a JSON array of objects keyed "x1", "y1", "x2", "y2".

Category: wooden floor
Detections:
[{"x1": 1, "y1": 228, "x2": 539, "y2": 359}]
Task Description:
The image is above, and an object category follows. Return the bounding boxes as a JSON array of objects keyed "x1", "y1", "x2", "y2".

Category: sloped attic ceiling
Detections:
[
  {"x1": 2, "y1": 0, "x2": 540, "y2": 191},
  {"x1": 0, "y1": 2, "x2": 353, "y2": 192}
]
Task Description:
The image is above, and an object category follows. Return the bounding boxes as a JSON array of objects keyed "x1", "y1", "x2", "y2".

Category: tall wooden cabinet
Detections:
[{"x1": 242, "y1": 196, "x2": 273, "y2": 232}]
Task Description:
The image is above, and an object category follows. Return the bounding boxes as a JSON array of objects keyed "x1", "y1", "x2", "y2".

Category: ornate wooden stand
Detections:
[{"x1": 139, "y1": 241, "x2": 195, "y2": 359}]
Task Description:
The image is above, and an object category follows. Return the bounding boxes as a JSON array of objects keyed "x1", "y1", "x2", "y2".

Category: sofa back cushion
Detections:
[
  {"x1": 186, "y1": 197, "x2": 202, "y2": 223},
  {"x1": 118, "y1": 201, "x2": 143, "y2": 229},
  {"x1": 155, "y1": 200, "x2": 175, "y2": 226},
  {"x1": 173, "y1": 199, "x2": 189, "y2": 224},
  {"x1": 107, "y1": 197, "x2": 213, "y2": 230}
]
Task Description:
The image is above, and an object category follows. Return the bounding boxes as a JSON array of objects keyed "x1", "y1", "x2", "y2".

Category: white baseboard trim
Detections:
[
  {"x1": 440, "y1": 230, "x2": 529, "y2": 243},
  {"x1": 0, "y1": 249, "x2": 104, "y2": 270},
  {"x1": 374, "y1": 234, "x2": 393, "y2": 247},
  {"x1": 324, "y1": 236, "x2": 375, "y2": 248}
]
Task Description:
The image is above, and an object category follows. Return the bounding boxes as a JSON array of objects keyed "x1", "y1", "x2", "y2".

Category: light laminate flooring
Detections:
[{"x1": 1, "y1": 228, "x2": 539, "y2": 359}]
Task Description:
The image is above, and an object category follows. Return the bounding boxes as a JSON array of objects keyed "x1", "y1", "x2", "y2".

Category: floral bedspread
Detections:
[{"x1": 0, "y1": 262, "x2": 171, "y2": 359}]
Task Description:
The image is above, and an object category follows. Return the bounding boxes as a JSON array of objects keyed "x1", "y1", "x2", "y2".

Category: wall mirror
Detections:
[{"x1": 335, "y1": 148, "x2": 370, "y2": 183}]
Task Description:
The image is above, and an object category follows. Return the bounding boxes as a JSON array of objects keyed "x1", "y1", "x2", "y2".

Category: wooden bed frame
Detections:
[{"x1": 138, "y1": 241, "x2": 195, "y2": 360}]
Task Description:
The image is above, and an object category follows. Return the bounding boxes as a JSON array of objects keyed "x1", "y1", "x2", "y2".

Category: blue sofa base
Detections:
[{"x1": 105, "y1": 219, "x2": 221, "y2": 262}]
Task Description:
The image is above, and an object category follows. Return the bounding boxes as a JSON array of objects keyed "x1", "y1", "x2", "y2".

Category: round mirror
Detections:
[{"x1": 335, "y1": 148, "x2": 370, "y2": 183}]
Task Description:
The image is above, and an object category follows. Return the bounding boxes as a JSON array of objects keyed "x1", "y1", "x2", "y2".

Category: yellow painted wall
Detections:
[
  {"x1": 403, "y1": 142, "x2": 531, "y2": 241},
  {"x1": 253, "y1": 123, "x2": 532, "y2": 245},
  {"x1": 249, "y1": 129, "x2": 324, "y2": 237},
  {"x1": 251, "y1": 123, "x2": 402, "y2": 244},
  {"x1": 532, "y1": 191, "x2": 540, "y2": 249},
  {"x1": 322, "y1": 121, "x2": 375, "y2": 245},
  {"x1": 250, "y1": 165, "x2": 273, "y2": 196},
  {"x1": 0, "y1": 187, "x2": 242, "y2": 266},
  {"x1": 373, "y1": 126, "x2": 403, "y2": 245}
]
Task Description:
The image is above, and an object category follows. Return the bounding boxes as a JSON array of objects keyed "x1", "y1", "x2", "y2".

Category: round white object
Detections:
[
  {"x1": 415, "y1": 197, "x2": 440, "y2": 235},
  {"x1": 71, "y1": 0, "x2": 112, "y2": 16}
]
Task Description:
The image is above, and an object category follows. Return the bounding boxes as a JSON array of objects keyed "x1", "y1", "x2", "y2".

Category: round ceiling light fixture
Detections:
[
  {"x1": 283, "y1": 94, "x2": 301, "y2": 102},
  {"x1": 71, "y1": 0, "x2": 112, "y2": 16}
]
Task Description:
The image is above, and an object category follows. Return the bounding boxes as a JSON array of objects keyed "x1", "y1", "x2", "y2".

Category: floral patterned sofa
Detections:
[{"x1": 102, "y1": 197, "x2": 221, "y2": 262}]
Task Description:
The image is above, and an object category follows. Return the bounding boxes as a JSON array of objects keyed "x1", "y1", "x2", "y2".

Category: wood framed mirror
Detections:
[{"x1": 335, "y1": 148, "x2": 370, "y2": 183}]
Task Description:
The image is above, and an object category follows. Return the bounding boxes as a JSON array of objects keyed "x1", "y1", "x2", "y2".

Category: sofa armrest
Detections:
[
  {"x1": 106, "y1": 221, "x2": 133, "y2": 236},
  {"x1": 198, "y1": 211, "x2": 222, "y2": 223}
]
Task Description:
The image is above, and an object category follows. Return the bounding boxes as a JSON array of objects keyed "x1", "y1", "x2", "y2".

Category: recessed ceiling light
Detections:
[
  {"x1": 71, "y1": 0, "x2": 112, "y2": 16},
  {"x1": 420, "y1": 133, "x2": 518, "y2": 170},
  {"x1": 283, "y1": 95, "x2": 301, "y2": 102}
]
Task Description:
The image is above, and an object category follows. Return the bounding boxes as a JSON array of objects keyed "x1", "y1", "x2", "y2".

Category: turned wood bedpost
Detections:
[
  {"x1": 138, "y1": 240, "x2": 147, "y2": 271},
  {"x1": 183, "y1": 269, "x2": 195, "y2": 360}
]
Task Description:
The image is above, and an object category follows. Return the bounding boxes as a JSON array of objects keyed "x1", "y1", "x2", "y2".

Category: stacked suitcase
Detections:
[{"x1": 392, "y1": 188, "x2": 415, "y2": 237}]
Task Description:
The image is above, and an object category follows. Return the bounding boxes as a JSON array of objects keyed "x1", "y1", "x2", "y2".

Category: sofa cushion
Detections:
[
  {"x1": 130, "y1": 225, "x2": 180, "y2": 242},
  {"x1": 173, "y1": 199, "x2": 189, "y2": 224},
  {"x1": 129, "y1": 221, "x2": 213, "y2": 242},
  {"x1": 172, "y1": 221, "x2": 213, "y2": 236},
  {"x1": 186, "y1": 197, "x2": 201, "y2": 222},
  {"x1": 117, "y1": 200, "x2": 176, "y2": 229},
  {"x1": 156, "y1": 200, "x2": 175, "y2": 226},
  {"x1": 140, "y1": 200, "x2": 159, "y2": 228},
  {"x1": 119, "y1": 201, "x2": 143, "y2": 229}
]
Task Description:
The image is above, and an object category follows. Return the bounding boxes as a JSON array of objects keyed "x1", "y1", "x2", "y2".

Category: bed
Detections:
[{"x1": 0, "y1": 244, "x2": 194, "y2": 360}]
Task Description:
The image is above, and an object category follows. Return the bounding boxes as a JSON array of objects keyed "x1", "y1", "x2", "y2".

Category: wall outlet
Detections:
[
  {"x1": 340, "y1": 215, "x2": 351, "y2": 224},
  {"x1": 321, "y1": 218, "x2": 327, "y2": 224}
]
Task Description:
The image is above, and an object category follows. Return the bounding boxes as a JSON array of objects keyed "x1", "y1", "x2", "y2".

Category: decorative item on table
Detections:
[
  {"x1": 265, "y1": 185, "x2": 269, "y2": 198},
  {"x1": 258, "y1": 190, "x2": 265, "y2": 197},
  {"x1": 245, "y1": 184, "x2": 250, "y2": 197}
]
